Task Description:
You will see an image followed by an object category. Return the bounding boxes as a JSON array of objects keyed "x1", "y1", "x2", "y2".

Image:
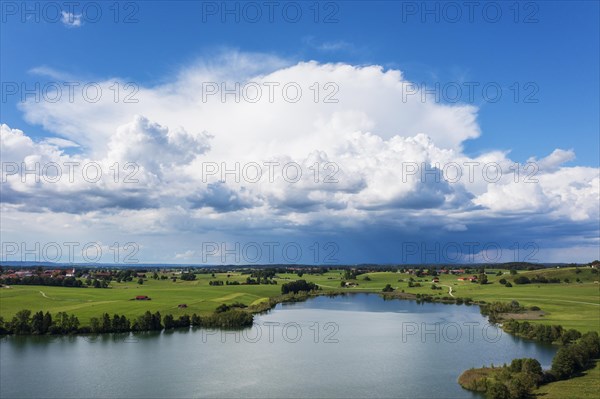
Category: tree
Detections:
[
  {"x1": 191, "y1": 314, "x2": 201, "y2": 326},
  {"x1": 137, "y1": 278, "x2": 144, "y2": 285},
  {"x1": 151, "y1": 311, "x2": 162, "y2": 330},
  {"x1": 521, "y1": 358, "x2": 543, "y2": 385},
  {"x1": 10, "y1": 310, "x2": 32, "y2": 334},
  {"x1": 90, "y1": 317, "x2": 101, "y2": 333},
  {"x1": 112, "y1": 314, "x2": 123, "y2": 332},
  {"x1": 177, "y1": 315, "x2": 190, "y2": 328},
  {"x1": 102, "y1": 313, "x2": 112, "y2": 332},
  {"x1": 579, "y1": 331, "x2": 600, "y2": 357},
  {"x1": 68, "y1": 314, "x2": 80, "y2": 332},
  {"x1": 487, "y1": 381, "x2": 510, "y2": 399},
  {"x1": 507, "y1": 372, "x2": 534, "y2": 399},
  {"x1": 343, "y1": 269, "x2": 357, "y2": 280},
  {"x1": 559, "y1": 329, "x2": 581, "y2": 345},
  {"x1": 34, "y1": 311, "x2": 45, "y2": 329},
  {"x1": 281, "y1": 280, "x2": 318, "y2": 294},
  {"x1": 508, "y1": 359, "x2": 523, "y2": 372},
  {"x1": 552, "y1": 346, "x2": 578, "y2": 379},
  {"x1": 382, "y1": 284, "x2": 394, "y2": 292},
  {"x1": 54, "y1": 312, "x2": 79, "y2": 333},
  {"x1": 181, "y1": 273, "x2": 196, "y2": 281},
  {"x1": 0, "y1": 316, "x2": 8, "y2": 335},
  {"x1": 202, "y1": 309, "x2": 253, "y2": 328},
  {"x1": 42, "y1": 312, "x2": 52, "y2": 333},
  {"x1": 514, "y1": 276, "x2": 531, "y2": 284},
  {"x1": 163, "y1": 314, "x2": 175, "y2": 330},
  {"x1": 120, "y1": 315, "x2": 130, "y2": 331},
  {"x1": 31, "y1": 311, "x2": 45, "y2": 334}
]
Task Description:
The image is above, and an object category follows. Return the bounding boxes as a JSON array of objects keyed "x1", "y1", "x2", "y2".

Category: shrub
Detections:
[
  {"x1": 382, "y1": 284, "x2": 394, "y2": 292},
  {"x1": 514, "y1": 276, "x2": 531, "y2": 284},
  {"x1": 180, "y1": 273, "x2": 196, "y2": 281}
]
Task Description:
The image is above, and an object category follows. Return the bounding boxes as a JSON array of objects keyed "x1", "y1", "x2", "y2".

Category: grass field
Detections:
[
  {"x1": 1, "y1": 267, "x2": 599, "y2": 332},
  {"x1": 1, "y1": 266, "x2": 598, "y2": 398},
  {"x1": 0, "y1": 272, "x2": 280, "y2": 323},
  {"x1": 534, "y1": 361, "x2": 600, "y2": 398}
]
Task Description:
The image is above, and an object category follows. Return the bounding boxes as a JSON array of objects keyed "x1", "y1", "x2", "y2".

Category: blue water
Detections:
[{"x1": 0, "y1": 294, "x2": 556, "y2": 398}]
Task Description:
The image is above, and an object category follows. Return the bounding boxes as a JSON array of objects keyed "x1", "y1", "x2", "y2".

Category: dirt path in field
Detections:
[
  {"x1": 39, "y1": 290, "x2": 50, "y2": 299},
  {"x1": 440, "y1": 284, "x2": 454, "y2": 297}
]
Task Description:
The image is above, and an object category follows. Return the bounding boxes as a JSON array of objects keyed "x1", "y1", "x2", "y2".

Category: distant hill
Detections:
[{"x1": 0, "y1": 261, "x2": 588, "y2": 269}]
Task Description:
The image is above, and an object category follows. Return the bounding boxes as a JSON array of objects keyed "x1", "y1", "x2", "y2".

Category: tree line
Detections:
[
  {"x1": 280, "y1": 279, "x2": 319, "y2": 294},
  {"x1": 0, "y1": 307, "x2": 254, "y2": 335},
  {"x1": 480, "y1": 301, "x2": 525, "y2": 323},
  {"x1": 0, "y1": 276, "x2": 109, "y2": 288},
  {"x1": 502, "y1": 319, "x2": 583, "y2": 345},
  {"x1": 513, "y1": 275, "x2": 561, "y2": 285}
]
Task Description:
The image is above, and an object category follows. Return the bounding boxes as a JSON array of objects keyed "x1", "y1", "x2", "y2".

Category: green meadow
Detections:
[
  {"x1": 0, "y1": 272, "x2": 280, "y2": 324},
  {"x1": 1, "y1": 267, "x2": 598, "y2": 332},
  {"x1": 534, "y1": 361, "x2": 600, "y2": 398}
]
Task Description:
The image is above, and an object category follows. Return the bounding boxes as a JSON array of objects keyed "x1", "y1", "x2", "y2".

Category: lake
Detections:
[{"x1": 0, "y1": 294, "x2": 557, "y2": 398}]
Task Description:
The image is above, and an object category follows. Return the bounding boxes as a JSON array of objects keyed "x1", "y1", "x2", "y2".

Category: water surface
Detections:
[{"x1": 0, "y1": 294, "x2": 556, "y2": 398}]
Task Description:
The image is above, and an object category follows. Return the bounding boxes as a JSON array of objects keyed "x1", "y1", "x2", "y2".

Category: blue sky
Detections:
[
  {"x1": 2, "y1": 1, "x2": 598, "y2": 164},
  {"x1": 1, "y1": 1, "x2": 599, "y2": 264}
]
